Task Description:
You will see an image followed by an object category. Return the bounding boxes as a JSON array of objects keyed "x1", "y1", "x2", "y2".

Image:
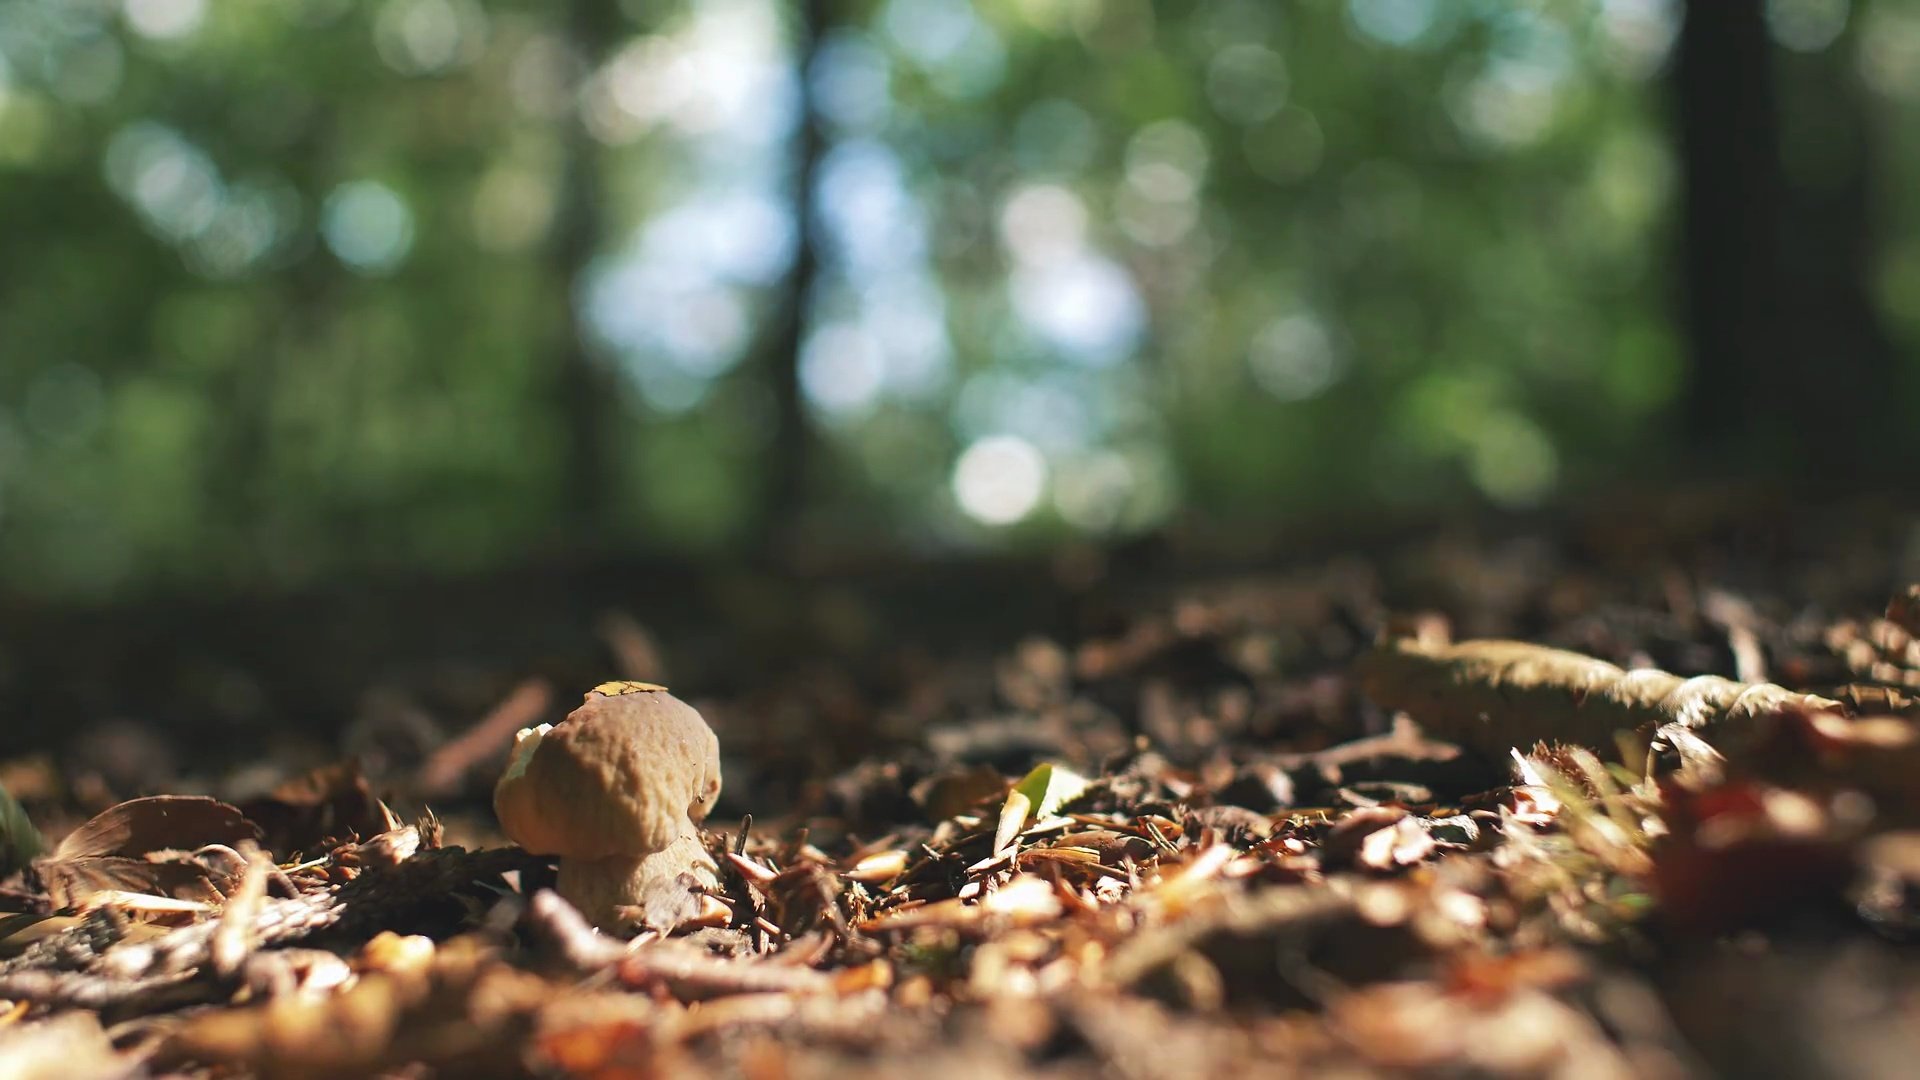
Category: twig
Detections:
[
  {"x1": 417, "y1": 678, "x2": 553, "y2": 797},
  {"x1": 209, "y1": 845, "x2": 271, "y2": 977},
  {"x1": 528, "y1": 889, "x2": 833, "y2": 999},
  {"x1": 618, "y1": 943, "x2": 831, "y2": 999},
  {"x1": 528, "y1": 889, "x2": 625, "y2": 970}
]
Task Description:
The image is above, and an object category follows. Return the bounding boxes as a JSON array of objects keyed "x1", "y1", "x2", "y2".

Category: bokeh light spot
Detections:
[
  {"x1": 374, "y1": 0, "x2": 487, "y2": 76},
  {"x1": 1010, "y1": 254, "x2": 1146, "y2": 365},
  {"x1": 1859, "y1": 6, "x2": 1920, "y2": 99},
  {"x1": 1347, "y1": 0, "x2": 1440, "y2": 48},
  {"x1": 1250, "y1": 314, "x2": 1342, "y2": 401},
  {"x1": 811, "y1": 30, "x2": 893, "y2": 132},
  {"x1": 471, "y1": 166, "x2": 556, "y2": 252},
  {"x1": 1013, "y1": 99, "x2": 1099, "y2": 176},
  {"x1": 1052, "y1": 450, "x2": 1133, "y2": 532},
  {"x1": 124, "y1": 0, "x2": 207, "y2": 41},
  {"x1": 952, "y1": 434, "x2": 1047, "y2": 526},
  {"x1": 1766, "y1": 0, "x2": 1849, "y2": 52},
  {"x1": 53, "y1": 37, "x2": 125, "y2": 105},
  {"x1": 1597, "y1": 0, "x2": 1679, "y2": 77},
  {"x1": 104, "y1": 122, "x2": 223, "y2": 242},
  {"x1": 1206, "y1": 44, "x2": 1289, "y2": 126},
  {"x1": 999, "y1": 184, "x2": 1086, "y2": 267},
  {"x1": 801, "y1": 322, "x2": 885, "y2": 417},
  {"x1": 321, "y1": 180, "x2": 415, "y2": 274},
  {"x1": 1468, "y1": 412, "x2": 1559, "y2": 506}
]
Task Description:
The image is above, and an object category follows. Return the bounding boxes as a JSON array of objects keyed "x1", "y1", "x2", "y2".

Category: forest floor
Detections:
[{"x1": 7, "y1": 498, "x2": 1920, "y2": 1078}]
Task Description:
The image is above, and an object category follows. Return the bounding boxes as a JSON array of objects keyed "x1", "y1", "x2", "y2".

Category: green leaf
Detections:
[
  {"x1": 0, "y1": 780, "x2": 47, "y2": 879},
  {"x1": 1012, "y1": 762, "x2": 1090, "y2": 822}
]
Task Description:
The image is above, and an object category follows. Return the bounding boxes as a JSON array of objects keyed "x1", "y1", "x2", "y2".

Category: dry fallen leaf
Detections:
[
  {"x1": 239, "y1": 760, "x2": 400, "y2": 858},
  {"x1": 51, "y1": 795, "x2": 257, "y2": 861},
  {"x1": 35, "y1": 795, "x2": 260, "y2": 909}
]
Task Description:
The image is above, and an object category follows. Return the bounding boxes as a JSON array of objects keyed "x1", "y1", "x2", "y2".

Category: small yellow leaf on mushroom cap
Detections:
[{"x1": 589, "y1": 680, "x2": 668, "y2": 698}]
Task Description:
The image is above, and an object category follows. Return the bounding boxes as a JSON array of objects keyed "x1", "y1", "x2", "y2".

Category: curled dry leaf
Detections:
[
  {"x1": 52, "y1": 796, "x2": 257, "y2": 861},
  {"x1": 36, "y1": 796, "x2": 261, "y2": 910},
  {"x1": 1359, "y1": 635, "x2": 1839, "y2": 763}
]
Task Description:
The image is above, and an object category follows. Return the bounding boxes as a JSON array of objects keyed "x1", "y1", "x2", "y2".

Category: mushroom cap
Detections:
[{"x1": 494, "y1": 683, "x2": 722, "y2": 859}]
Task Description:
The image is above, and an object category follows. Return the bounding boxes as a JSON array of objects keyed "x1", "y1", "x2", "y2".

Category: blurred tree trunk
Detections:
[
  {"x1": 1672, "y1": 0, "x2": 1788, "y2": 465},
  {"x1": 1772, "y1": 12, "x2": 1901, "y2": 471},
  {"x1": 550, "y1": 0, "x2": 622, "y2": 546},
  {"x1": 1672, "y1": 0, "x2": 1898, "y2": 476},
  {"x1": 747, "y1": 0, "x2": 827, "y2": 562}
]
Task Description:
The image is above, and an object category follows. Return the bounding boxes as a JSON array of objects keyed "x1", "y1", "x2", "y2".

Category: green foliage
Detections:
[
  {"x1": 0, "y1": 780, "x2": 46, "y2": 879},
  {"x1": 0, "y1": 0, "x2": 1910, "y2": 598}
]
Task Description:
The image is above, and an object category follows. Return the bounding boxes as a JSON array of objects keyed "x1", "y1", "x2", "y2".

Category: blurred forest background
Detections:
[{"x1": 1, "y1": 0, "x2": 1918, "y2": 605}]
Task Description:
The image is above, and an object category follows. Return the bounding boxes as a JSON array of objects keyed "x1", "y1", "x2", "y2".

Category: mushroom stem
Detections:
[{"x1": 557, "y1": 831, "x2": 720, "y2": 933}]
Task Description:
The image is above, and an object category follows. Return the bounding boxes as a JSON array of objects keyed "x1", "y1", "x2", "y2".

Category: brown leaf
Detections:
[
  {"x1": 910, "y1": 764, "x2": 1007, "y2": 822},
  {"x1": 51, "y1": 795, "x2": 257, "y2": 861},
  {"x1": 38, "y1": 855, "x2": 226, "y2": 910},
  {"x1": 1323, "y1": 807, "x2": 1412, "y2": 868},
  {"x1": 239, "y1": 759, "x2": 399, "y2": 858},
  {"x1": 1357, "y1": 817, "x2": 1438, "y2": 872}
]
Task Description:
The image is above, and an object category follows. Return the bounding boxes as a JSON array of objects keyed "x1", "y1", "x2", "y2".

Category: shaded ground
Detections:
[{"x1": 6, "y1": 495, "x2": 1920, "y2": 1078}]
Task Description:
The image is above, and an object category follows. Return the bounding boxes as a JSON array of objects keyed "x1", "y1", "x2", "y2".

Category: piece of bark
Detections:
[{"x1": 1357, "y1": 636, "x2": 1840, "y2": 763}]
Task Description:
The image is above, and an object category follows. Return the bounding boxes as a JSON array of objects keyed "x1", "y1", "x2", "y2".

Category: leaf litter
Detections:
[{"x1": 8, "y1": 537, "x2": 1920, "y2": 1076}]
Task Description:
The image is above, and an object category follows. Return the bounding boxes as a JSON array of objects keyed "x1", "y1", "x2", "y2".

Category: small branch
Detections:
[{"x1": 1358, "y1": 636, "x2": 1839, "y2": 762}]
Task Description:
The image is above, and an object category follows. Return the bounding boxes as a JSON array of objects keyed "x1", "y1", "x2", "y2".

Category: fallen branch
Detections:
[{"x1": 1357, "y1": 636, "x2": 1840, "y2": 763}]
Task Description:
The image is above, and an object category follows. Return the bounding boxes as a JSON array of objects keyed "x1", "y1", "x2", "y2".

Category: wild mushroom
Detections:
[{"x1": 494, "y1": 681, "x2": 723, "y2": 932}]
